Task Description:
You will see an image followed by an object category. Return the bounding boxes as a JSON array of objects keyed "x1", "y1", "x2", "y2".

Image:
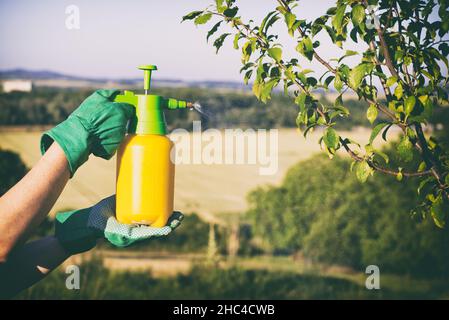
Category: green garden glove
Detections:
[
  {"x1": 54, "y1": 195, "x2": 184, "y2": 255},
  {"x1": 41, "y1": 90, "x2": 135, "y2": 176}
]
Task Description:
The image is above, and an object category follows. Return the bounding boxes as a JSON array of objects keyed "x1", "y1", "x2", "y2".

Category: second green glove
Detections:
[{"x1": 55, "y1": 195, "x2": 184, "y2": 255}]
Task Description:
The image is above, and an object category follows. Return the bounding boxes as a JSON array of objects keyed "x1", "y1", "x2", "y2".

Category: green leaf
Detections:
[
  {"x1": 243, "y1": 70, "x2": 253, "y2": 85},
  {"x1": 382, "y1": 124, "x2": 393, "y2": 141},
  {"x1": 194, "y1": 13, "x2": 212, "y2": 25},
  {"x1": 285, "y1": 12, "x2": 296, "y2": 31},
  {"x1": 261, "y1": 12, "x2": 280, "y2": 33},
  {"x1": 334, "y1": 94, "x2": 343, "y2": 107},
  {"x1": 182, "y1": 11, "x2": 203, "y2": 22},
  {"x1": 431, "y1": 196, "x2": 446, "y2": 228},
  {"x1": 295, "y1": 92, "x2": 307, "y2": 110},
  {"x1": 323, "y1": 127, "x2": 339, "y2": 149},
  {"x1": 404, "y1": 96, "x2": 416, "y2": 115},
  {"x1": 252, "y1": 80, "x2": 262, "y2": 99},
  {"x1": 373, "y1": 149, "x2": 389, "y2": 164},
  {"x1": 396, "y1": 171, "x2": 403, "y2": 181},
  {"x1": 418, "y1": 161, "x2": 427, "y2": 172},
  {"x1": 296, "y1": 112, "x2": 304, "y2": 127},
  {"x1": 213, "y1": 33, "x2": 231, "y2": 53},
  {"x1": 241, "y1": 40, "x2": 254, "y2": 63},
  {"x1": 404, "y1": 56, "x2": 412, "y2": 66},
  {"x1": 215, "y1": 0, "x2": 225, "y2": 13},
  {"x1": 233, "y1": 33, "x2": 239, "y2": 49},
  {"x1": 296, "y1": 37, "x2": 314, "y2": 61},
  {"x1": 366, "y1": 104, "x2": 378, "y2": 124},
  {"x1": 343, "y1": 137, "x2": 360, "y2": 148},
  {"x1": 260, "y1": 78, "x2": 279, "y2": 103},
  {"x1": 284, "y1": 68, "x2": 295, "y2": 82},
  {"x1": 394, "y1": 83, "x2": 403, "y2": 99},
  {"x1": 268, "y1": 47, "x2": 282, "y2": 62},
  {"x1": 303, "y1": 36, "x2": 313, "y2": 52},
  {"x1": 348, "y1": 64, "x2": 367, "y2": 89},
  {"x1": 356, "y1": 161, "x2": 373, "y2": 183},
  {"x1": 350, "y1": 27, "x2": 358, "y2": 42},
  {"x1": 223, "y1": 7, "x2": 238, "y2": 18},
  {"x1": 418, "y1": 177, "x2": 432, "y2": 195},
  {"x1": 332, "y1": 4, "x2": 347, "y2": 33},
  {"x1": 351, "y1": 4, "x2": 365, "y2": 26},
  {"x1": 297, "y1": 72, "x2": 307, "y2": 84},
  {"x1": 397, "y1": 136, "x2": 414, "y2": 162},
  {"x1": 369, "y1": 122, "x2": 389, "y2": 144},
  {"x1": 338, "y1": 50, "x2": 358, "y2": 63},
  {"x1": 386, "y1": 76, "x2": 397, "y2": 87},
  {"x1": 334, "y1": 74, "x2": 343, "y2": 91},
  {"x1": 207, "y1": 21, "x2": 222, "y2": 42},
  {"x1": 260, "y1": 11, "x2": 276, "y2": 34},
  {"x1": 324, "y1": 75, "x2": 334, "y2": 88},
  {"x1": 350, "y1": 160, "x2": 356, "y2": 172}
]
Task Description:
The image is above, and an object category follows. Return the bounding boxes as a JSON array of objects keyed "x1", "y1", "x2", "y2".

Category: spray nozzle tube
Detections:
[
  {"x1": 115, "y1": 91, "x2": 193, "y2": 110},
  {"x1": 166, "y1": 98, "x2": 194, "y2": 109}
]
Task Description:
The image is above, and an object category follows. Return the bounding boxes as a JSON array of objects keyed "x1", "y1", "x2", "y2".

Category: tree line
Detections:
[{"x1": 0, "y1": 87, "x2": 378, "y2": 130}]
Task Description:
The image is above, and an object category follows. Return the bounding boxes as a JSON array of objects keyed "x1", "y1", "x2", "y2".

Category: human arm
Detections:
[
  {"x1": 0, "y1": 143, "x2": 70, "y2": 262},
  {"x1": 0, "y1": 195, "x2": 183, "y2": 299},
  {"x1": 0, "y1": 89, "x2": 134, "y2": 262},
  {"x1": 0, "y1": 236, "x2": 70, "y2": 299}
]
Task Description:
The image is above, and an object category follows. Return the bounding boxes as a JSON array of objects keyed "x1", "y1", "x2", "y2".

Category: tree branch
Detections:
[
  {"x1": 414, "y1": 124, "x2": 449, "y2": 200},
  {"x1": 362, "y1": 0, "x2": 400, "y2": 79},
  {"x1": 210, "y1": 11, "x2": 313, "y2": 96},
  {"x1": 277, "y1": 0, "x2": 406, "y2": 132},
  {"x1": 339, "y1": 137, "x2": 432, "y2": 178},
  {"x1": 209, "y1": 2, "x2": 444, "y2": 186}
]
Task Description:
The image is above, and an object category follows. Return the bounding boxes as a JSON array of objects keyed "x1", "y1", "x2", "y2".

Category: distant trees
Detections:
[
  {"x1": 0, "y1": 89, "x2": 86, "y2": 125},
  {"x1": 247, "y1": 153, "x2": 449, "y2": 276},
  {"x1": 0, "y1": 87, "x2": 385, "y2": 130}
]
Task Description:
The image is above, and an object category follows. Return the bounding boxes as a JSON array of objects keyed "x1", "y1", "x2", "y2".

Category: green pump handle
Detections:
[
  {"x1": 113, "y1": 65, "x2": 193, "y2": 135},
  {"x1": 139, "y1": 65, "x2": 156, "y2": 94}
]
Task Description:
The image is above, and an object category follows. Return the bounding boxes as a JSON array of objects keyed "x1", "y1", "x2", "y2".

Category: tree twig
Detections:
[{"x1": 339, "y1": 137, "x2": 432, "y2": 178}]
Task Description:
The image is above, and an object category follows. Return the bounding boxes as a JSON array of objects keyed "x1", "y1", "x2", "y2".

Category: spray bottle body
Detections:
[
  {"x1": 113, "y1": 65, "x2": 192, "y2": 227},
  {"x1": 116, "y1": 133, "x2": 174, "y2": 227}
]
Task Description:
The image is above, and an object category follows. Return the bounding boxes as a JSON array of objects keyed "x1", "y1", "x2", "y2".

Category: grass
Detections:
[
  {"x1": 49, "y1": 250, "x2": 449, "y2": 300},
  {"x1": 16, "y1": 255, "x2": 449, "y2": 300}
]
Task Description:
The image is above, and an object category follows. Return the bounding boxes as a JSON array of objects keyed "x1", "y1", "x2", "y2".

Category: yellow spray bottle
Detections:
[{"x1": 114, "y1": 65, "x2": 193, "y2": 227}]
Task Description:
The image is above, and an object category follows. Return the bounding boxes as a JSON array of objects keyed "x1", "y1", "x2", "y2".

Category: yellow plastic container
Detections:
[
  {"x1": 113, "y1": 65, "x2": 192, "y2": 227},
  {"x1": 116, "y1": 134, "x2": 175, "y2": 227}
]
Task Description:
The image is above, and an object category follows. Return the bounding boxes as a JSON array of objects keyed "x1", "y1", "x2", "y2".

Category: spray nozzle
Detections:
[{"x1": 166, "y1": 98, "x2": 195, "y2": 109}]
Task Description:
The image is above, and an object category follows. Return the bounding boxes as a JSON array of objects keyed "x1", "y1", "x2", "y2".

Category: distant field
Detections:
[{"x1": 0, "y1": 127, "x2": 384, "y2": 221}]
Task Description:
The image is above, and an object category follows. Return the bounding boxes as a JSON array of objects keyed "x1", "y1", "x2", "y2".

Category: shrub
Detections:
[{"x1": 247, "y1": 153, "x2": 449, "y2": 277}]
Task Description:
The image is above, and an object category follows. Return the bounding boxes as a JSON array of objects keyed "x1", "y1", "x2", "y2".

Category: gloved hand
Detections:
[
  {"x1": 41, "y1": 90, "x2": 135, "y2": 177},
  {"x1": 54, "y1": 195, "x2": 184, "y2": 255}
]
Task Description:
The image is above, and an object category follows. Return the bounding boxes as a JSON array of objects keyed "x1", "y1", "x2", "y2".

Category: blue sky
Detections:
[{"x1": 0, "y1": 0, "x2": 362, "y2": 81}]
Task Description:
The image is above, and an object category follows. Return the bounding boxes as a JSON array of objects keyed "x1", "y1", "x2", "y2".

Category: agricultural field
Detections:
[{"x1": 0, "y1": 127, "x2": 382, "y2": 221}]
